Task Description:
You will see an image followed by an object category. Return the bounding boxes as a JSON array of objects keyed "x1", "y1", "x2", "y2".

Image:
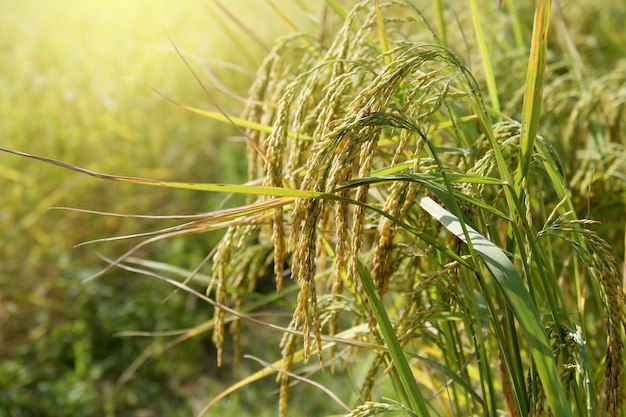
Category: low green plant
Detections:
[{"x1": 2, "y1": 0, "x2": 625, "y2": 416}]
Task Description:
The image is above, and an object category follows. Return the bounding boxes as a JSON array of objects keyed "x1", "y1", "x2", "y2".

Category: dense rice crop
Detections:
[{"x1": 2, "y1": 1, "x2": 625, "y2": 416}]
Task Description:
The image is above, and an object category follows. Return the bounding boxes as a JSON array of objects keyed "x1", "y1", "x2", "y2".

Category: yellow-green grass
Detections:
[
  {"x1": 118, "y1": 1, "x2": 623, "y2": 416},
  {"x1": 0, "y1": 1, "x2": 324, "y2": 415},
  {"x1": 0, "y1": 0, "x2": 319, "y2": 277},
  {"x1": 2, "y1": 0, "x2": 626, "y2": 416}
]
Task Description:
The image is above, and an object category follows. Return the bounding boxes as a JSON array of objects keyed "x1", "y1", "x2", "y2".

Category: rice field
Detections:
[{"x1": 1, "y1": 1, "x2": 625, "y2": 416}]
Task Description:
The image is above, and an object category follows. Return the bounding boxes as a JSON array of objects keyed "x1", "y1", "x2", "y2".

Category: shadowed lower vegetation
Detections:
[{"x1": 2, "y1": 0, "x2": 625, "y2": 416}]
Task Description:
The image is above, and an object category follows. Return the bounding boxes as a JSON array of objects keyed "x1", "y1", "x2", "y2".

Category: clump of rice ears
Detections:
[{"x1": 2, "y1": 0, "x2": 625, "y2": 416}]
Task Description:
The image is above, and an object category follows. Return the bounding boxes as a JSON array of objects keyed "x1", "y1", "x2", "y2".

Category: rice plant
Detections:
[{"x1": 2, "y1": 0, "x2": 624, "y2": 416}]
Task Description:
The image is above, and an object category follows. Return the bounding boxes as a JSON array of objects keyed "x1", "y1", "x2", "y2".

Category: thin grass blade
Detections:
[
  {"x1": 356, "y1": 260, "x2": 431, "y2": 417},
  {"x1": 469, "y1": 0, "x2": 500, "y2": 113},
  {"x1": 0, "y1": 147, "x2": 319, "y2": 197},
  {"x1": 515, "y1": 0, "x2": 551, "y2": 191}
]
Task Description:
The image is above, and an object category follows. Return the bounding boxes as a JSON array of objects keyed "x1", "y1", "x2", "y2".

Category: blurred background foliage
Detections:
[{"x1": 0, "y1": 1, "x2": 327, "y2": 415}]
